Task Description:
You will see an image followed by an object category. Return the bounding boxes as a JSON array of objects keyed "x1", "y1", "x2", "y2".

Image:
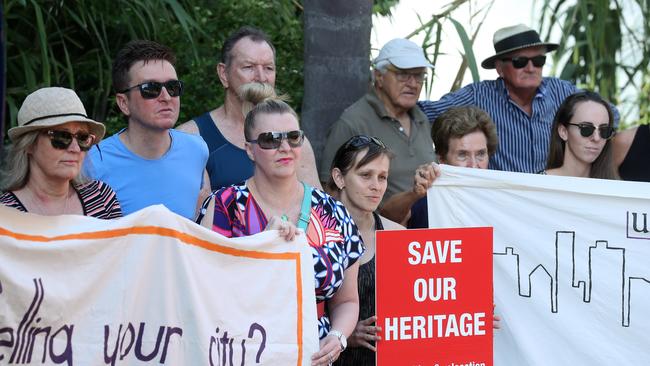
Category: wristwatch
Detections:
[{"x1": 328, "y1": 329, "x2": 347, "y2": 351}]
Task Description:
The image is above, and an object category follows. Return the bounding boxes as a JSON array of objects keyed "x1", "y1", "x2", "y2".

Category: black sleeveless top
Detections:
[
  {"x1": 335, "y1": 212, "x2": 383, "y2": 366},
  {"x1": 194, "y1": 112, "x2": 254, "y2": 190},
  {"x1": 619, "y1": 124, "x2": 650, "y2": 182}
]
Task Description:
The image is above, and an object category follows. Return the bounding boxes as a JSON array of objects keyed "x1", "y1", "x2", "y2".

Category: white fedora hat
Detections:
[{"x1": 481, "y1": 24, "x2": 558, "y2": 69}]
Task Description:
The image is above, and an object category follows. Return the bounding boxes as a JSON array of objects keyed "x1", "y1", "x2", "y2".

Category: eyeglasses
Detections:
[
  {"x1": 452, "y1": 149, "x2": 489, "y2": 163},
  {"x1": 567, "y1": 122, "x2": 616, "y2": 140},
  {"x1": 343, "y1": 135, "x2": 387, "y2": 150},
  {"x1": 247, "y1": 130, "x2": 305, "y2": 149},
  {"x1": 118, "y1": 80, "x2": 184, "y2": 99},
  {"x1": 45, "y1": 130, "x2": 96, "y2": 151},
  {"x1": 386, "y1": 66, "x2": 427, "y2": 83},
  {"x1": 500, "y1": 55, "x2": 546, "y2": 69}
]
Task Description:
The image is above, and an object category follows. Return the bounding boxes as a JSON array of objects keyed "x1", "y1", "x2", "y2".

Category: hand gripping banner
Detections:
[
  {"x1": 0, "y1": 205, "x2": 319, "y2": 365},
  {"x1": 426, "y1": 165, "x2": 650, "y2": 365}
]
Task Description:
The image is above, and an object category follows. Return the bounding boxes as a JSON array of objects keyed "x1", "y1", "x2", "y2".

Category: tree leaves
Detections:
[{"x1": 539, "y1": 0, "x2": 648, "y2": 126}]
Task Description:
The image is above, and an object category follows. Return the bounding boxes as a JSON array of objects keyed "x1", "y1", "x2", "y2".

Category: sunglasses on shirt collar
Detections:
[
  {"x1": 500, "y1": 55, "x2": 546, "y2": 69},
  {"x1": 118, "y1": 80, "x2": 184, "y2": 99},
  {"x1": 247, "y1": 130, "x2": 305, "y2": 149}
]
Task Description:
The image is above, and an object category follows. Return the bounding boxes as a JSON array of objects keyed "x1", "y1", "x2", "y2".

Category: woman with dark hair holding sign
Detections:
[
  {"x1": 326, "y1": 135, "x2": 402, "y2": 365},
  {"x1": 205, "y1": 84, "x2": 363, "y2": 366},
  {"x1": 327, "y1": 135, "x2": 501, "y2": 366}
]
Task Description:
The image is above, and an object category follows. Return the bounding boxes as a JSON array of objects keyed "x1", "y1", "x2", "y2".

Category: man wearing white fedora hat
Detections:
[
  {"x1": 84, "y1": 40, "x2": 208, "y2": 219},
  {"x1": 419, "y1": 24, "x2": 619, "y2": 174},
  {"x1": 319, "y1": 38, "x2": 436, "y2": 207}
]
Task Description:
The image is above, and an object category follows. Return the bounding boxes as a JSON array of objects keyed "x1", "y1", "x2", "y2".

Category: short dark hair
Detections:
[
  {"x1": 221, "y1": 26, "x2": 275, "y2": 67},
  {"x1": 546, "y1": 91, "x2": 617, "y2": 179},
  {"x1": 431, "y1": 106, "x2": 498, "y2": 159},
  {"x1": 327, "y1": 136, "x2": 394, "y2": 193},
  {"x1": 112, "y1": 40, "x2": 176, "y2": 92}
]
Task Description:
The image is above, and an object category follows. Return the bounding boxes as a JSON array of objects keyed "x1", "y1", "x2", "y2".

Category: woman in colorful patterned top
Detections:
[
  {"x1": 0, "y1": 87, "x2": 121, "y2": 218},
  {"x1": 207, "y1": 84, "x2": 363, "y2": 366}
]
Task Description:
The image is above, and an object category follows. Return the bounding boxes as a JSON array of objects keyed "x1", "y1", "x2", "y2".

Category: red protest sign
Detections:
[{"x1": 376, "y1": 227, "x2": 493, "y2": 366}]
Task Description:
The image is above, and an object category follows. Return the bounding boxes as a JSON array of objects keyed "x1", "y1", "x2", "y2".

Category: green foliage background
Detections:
[{"x1": 4, "y1": 0, "x2": 304, "y2": 139}]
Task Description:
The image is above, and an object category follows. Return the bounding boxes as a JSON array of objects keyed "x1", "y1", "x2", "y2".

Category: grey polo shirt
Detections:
[{"x1": 319, "y1": 89, "x2": 435, "y2": 202}]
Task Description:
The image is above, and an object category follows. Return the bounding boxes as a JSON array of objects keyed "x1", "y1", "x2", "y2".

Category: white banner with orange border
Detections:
[
  {"x1": 427, "y1": 165, "x2": 650, "y2": 365},
  {"x1": 0, "y1": 205, "x2": 319, "y2": 365}
]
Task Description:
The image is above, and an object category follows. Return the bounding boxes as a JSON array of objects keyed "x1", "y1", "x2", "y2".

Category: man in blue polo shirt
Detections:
[{"x1": 419, "y1": 24, "x2": 618, "y2": 174}]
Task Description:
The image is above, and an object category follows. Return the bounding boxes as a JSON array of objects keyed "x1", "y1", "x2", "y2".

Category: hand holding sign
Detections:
[
  {"x1": 376, "y1": 227, "x2": 493, "y2": 366},
  {"x1": 348, "y1": 316, "x2": 382, "y2": 351}
]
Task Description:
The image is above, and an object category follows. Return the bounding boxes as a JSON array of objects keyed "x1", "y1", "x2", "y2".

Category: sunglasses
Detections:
[
  {"x1": 500, "y1": 55, "x2": 546, "y2": 69},
  {"x1": 343, "y1": 135, "x2": 387, "y2": 150},
  {"x1": 567, "y1": 122, "x2": 616, "y2": 140},
  {"x1": 247, "y1": 130, "x2": 305, "y2": 149},
  {"x1": 45, "y1": 130, "x2": 96, "y2": 151},
  {"x1": 118, "y1": 80, "x2": 184, "y2": 99}
]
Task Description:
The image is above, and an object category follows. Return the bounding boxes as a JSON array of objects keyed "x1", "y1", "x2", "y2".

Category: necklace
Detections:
[{"x1": 247, "y1": 179, "x2": 302, "y2": 223}]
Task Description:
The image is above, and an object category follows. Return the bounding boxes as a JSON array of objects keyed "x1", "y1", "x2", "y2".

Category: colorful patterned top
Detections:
[
  {"x1": 0, "y1": 180, "x2": 122, "y2": 219},
  {"x1": 210, "y1": 182, "x2": 364, "y2": 339}
]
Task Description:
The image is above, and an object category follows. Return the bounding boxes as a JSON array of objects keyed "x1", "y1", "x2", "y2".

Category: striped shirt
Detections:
[
  {"x1": 418, "y1": 77, "x2": 617, "y2": 173},
  {"x1": 0, "y1": 180, "x2": 122, "y2": 219}
]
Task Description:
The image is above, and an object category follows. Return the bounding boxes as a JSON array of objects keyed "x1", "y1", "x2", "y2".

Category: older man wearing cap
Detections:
[
  {"x1": 319, "y1": 38, "x2": 435, "y2": 205},
  {"x1": 419, "y1": 24, "x2": 619, "y2": 174}
]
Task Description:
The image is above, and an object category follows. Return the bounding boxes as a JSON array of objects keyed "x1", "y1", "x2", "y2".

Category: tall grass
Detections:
[
  {"x1": 537, "y1": 0, "x2": 650, "y2": 126},
  {"x1": 402, "y1": 0, "x2": 493, "y2": 98},
  {"x1": 3, "y1": 0, "x2": 202, "y2": 132}
]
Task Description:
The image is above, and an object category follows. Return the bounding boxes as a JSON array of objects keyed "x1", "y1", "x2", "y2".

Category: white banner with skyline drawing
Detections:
[
  {"x1": 427, "y1": 165, "x2": 650, "y2": 365},
  {"x1": 0, "y1": 205, "x2": 318, "y2": 365}
]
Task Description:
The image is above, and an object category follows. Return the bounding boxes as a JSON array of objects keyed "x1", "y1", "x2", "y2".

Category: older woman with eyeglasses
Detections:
[
  {"x1": 0, "y1": 87, "x2": 121, "y2": 218},
  {"x1": 545, "y1": 91, "x2": 618, "y2": 179},
  {"x1": 203, "y1": 84, "x2": 363, "y2": 366}
]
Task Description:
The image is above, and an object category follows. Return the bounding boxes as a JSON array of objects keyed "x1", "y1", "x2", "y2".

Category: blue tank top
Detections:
[
  {"x1": 195, "y1": 112, "x2": 254, "y2": 190},
  {"x1": 85, "y1": 129, "x2": 208, "y2": 219}
]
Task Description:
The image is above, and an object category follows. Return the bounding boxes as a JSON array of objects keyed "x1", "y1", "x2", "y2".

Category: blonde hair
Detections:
[
  {"x1": 1, "y1": 131, "x2": 87, "y2": 191},
  {"x1": 238, "y1": 83, "x2": 296, "y2": 141}
]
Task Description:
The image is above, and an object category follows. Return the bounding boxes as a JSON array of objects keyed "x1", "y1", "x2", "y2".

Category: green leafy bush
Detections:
[{"x1": 4, "y1": 0, "x2": 304, "y2": 140}]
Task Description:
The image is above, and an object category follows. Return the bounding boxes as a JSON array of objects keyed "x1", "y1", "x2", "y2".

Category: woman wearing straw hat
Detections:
[{"x1": 0, "y1": 87, "x2": 122, "y2": 218}]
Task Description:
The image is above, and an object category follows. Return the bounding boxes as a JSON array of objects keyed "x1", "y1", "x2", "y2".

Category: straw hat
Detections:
[
  {"x1": 8, "y1": 87, "x2": 106, "y2": 141},
  {"x1": 481, "y1": 24, "x2": 558, "y2": 69}
]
